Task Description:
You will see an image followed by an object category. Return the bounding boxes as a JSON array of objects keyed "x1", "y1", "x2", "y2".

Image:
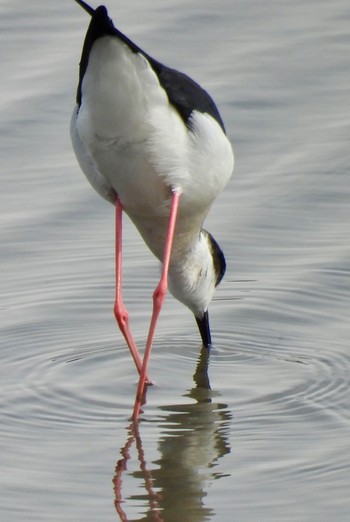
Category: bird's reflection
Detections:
[{"x1": 113, "y1": 347, "x2": 232, "y2": 521}]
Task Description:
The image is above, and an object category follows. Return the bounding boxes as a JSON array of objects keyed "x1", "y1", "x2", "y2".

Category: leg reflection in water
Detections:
[
  {"x1": 113, "y1": 422, "x2": 163, "y2": 521},
  {"x1": 113, "y1": 347, "x2": 232, "y2": 521}
]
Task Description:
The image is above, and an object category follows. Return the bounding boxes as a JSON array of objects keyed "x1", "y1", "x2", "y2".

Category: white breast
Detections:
[{"x1": 71, "y1": 35, "x2": 233, "y2": 257}]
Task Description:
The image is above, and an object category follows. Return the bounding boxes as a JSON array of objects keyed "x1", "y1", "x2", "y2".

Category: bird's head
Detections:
[{"x1": 168, "y1": 230, "x2": 226, "y2": 348}]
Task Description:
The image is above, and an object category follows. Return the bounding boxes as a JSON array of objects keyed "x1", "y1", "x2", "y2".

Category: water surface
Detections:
[{"x1": 1, "y1": 0, "x2": 349, "y2": 520}]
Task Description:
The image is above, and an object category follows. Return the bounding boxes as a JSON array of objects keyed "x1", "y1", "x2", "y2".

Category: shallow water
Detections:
[{"x1": 1, "y1": 0, "x2": 350, "y2": 520}]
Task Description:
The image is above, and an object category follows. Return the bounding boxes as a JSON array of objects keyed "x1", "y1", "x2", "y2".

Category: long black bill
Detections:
[
  {"x1": 195, "y1": 310, "x2": 212, "y2": 348},
  {"x1": 74, "y1": 0, "x2": 95, "y2": 16}
]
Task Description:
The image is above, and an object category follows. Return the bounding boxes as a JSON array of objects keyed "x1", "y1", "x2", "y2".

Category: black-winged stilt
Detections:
[{"x1": 70, "y1": 0, "x2": 234, "y2": 417}]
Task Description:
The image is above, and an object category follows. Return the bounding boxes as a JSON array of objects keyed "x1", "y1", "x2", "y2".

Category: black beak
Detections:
[{"x1": 195, "y1": 310, "x2": 212, "y2": 348}]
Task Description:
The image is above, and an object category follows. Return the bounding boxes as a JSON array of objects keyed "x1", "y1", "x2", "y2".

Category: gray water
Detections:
[{"x1": 1, "y1": 1, "x2": 349, "y2": 520}]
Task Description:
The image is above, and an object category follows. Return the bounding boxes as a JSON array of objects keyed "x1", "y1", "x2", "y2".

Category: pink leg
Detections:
[
  {"x1": 114, "y1": 197, "x2": 148, "y2": 380},
  {"x1": 133, "y1": 189, "x2": 182, "y2": 419}
]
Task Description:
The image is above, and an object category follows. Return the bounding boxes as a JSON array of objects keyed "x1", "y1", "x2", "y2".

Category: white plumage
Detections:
[
  {"x1": 70, "y1": 1, "x2": 233, "y2": 416},
  {"x1": 71, "y1": 34, "x2": 233, "y2": 312}
]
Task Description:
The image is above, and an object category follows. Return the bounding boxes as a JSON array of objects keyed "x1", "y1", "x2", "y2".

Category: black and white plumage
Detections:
[{"x1": 70, "y1": 1, "x2": 233, "y2": 383}]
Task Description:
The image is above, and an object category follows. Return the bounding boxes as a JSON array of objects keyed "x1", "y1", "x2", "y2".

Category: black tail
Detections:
[{"x1": 74, "y1": 0, "x2": 95, "y2": 16}]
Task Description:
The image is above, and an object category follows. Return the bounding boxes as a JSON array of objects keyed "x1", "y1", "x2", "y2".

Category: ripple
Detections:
[
  {"x1": 211, "y1": 328, "x2": 350, "y2": 414},
  {"x1": 1, "y1": 335, "x2": 142, "y2": 432}
]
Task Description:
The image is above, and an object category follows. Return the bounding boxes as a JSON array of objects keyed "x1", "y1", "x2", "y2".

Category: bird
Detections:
[{"x1": 70, "y1": 0, "x2": 234, "y2": 418}]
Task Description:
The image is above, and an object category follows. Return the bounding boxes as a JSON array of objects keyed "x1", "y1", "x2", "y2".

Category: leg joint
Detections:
[{"x1": 114, "y1": 302, "x2": 129, "y2": 330}]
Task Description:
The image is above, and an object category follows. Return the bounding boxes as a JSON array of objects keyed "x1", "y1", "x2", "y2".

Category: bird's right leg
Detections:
[
  {"x1": 114, "y1": 196, "x2": 149, "y2": 381},
  {"x1": 133, "y1": 189, "x2": 182, "y2": 418}
]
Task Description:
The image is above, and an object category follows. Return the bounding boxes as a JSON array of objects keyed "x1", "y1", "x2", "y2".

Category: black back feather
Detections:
[{"x1": 76, "y1": 5, "x2": 226, "y2": 132}]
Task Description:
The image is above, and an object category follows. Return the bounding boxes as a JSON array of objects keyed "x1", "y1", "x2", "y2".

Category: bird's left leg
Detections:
[
  {"x1": 133, "y1": 189, "x2": 182, "y2": 419},
  {"x1": 114, "y1": 196, "x2": 149, "y2": 381}
]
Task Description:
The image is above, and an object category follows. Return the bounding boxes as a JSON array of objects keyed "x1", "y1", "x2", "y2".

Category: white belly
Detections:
[{"x1": 71, "y1": 36, "x2": 233, "y2": 257}]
